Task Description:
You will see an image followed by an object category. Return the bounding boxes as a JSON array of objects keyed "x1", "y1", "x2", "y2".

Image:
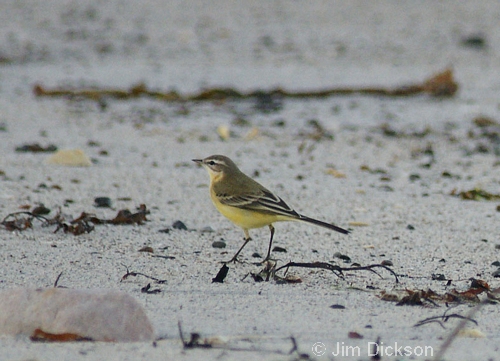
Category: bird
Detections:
[{"x1": 192, "y1": 155, "x2": 349, "y2": 262}]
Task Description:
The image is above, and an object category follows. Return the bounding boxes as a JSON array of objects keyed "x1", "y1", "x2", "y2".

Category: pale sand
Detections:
[{"x1": 1, "y1": 1, "x2": 499, "y2": 360}]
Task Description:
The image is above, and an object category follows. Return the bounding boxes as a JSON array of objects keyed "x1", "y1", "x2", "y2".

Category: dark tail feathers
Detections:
[{"x1": 299, "y1": 215, "x2": 350, "y2": 235}]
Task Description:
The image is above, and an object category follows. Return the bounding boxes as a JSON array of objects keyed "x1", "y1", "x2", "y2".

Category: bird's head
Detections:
[{"x1": 192, "y1": 155, "x2": 239, "y2": 180}]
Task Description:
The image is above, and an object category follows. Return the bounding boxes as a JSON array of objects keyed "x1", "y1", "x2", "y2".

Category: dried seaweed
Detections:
[
  {"x1": 33, "y1": 68, "x2": 458, "y2": 103},
  {"x1": 1, "y1": 204, "x2": 150, "y2": 236},
  {"x1": 451, "y1": 188, "x2": 500, "y2": 201}
]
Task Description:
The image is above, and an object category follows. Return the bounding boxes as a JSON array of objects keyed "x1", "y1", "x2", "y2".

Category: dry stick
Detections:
[
  {"x1": 414, "y1": 313, "x2": 478, "y2": 329},
  {"x1": 120, "y1": 264, "x2": 167, "y2": 284},
  {"x1": 53, "y1": 272, "x2": 64, "y2": 288},
  {"x1": 1, "y1": 211, "x2": 49, "y2": 225},
  {"x1": 178, "y1": 321, "x2": 304, "y2": 355},
  {"x1": 274, "y1": 262, "x2": 399, "y2": 283}
]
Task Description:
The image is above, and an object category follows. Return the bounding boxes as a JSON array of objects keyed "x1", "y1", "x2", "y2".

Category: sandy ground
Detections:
[{"x1": 1, "y1": 1, "x2": 500, "y2": 360}]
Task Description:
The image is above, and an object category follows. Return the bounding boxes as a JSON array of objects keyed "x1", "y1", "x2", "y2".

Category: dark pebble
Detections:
[
  {"x1": 212, "y1": 240, "x2": 226, "y2": 249},
  {"x1": 432, "y1": 273, "x2": 447, "y2": 281},
  {"x1": 32, "y1": 205, "x2": 51, "y2": 215},
  {"x1": 329, "y1": 304, "x2": 345, "y2": 309},
  {"x1": 460, "y1": 34, "x2": 487, "y2": 49},
  {"x1": 333, "y1": 252, "x2": 351, "y2": 263},
  {"x1": 172, "y1": 220, "x2": 187, "y2": 230},
  {"x1": 94, "y1": 197, "x2": 112, "y2": 208},
  {"x1": 272, "y1": 246, "x2": 287, "y2": 253}
]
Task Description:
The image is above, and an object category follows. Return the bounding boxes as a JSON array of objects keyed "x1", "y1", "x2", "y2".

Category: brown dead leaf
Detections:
[
  {"x1": 348, "y1": 331, "x2": 363, "y2": 339},
  {"x1": 31, "y1": 328, "x2": 93, "y2": 342},
  {"x1": 422, "y1": 68, "x2": 458, "y2": 97}
]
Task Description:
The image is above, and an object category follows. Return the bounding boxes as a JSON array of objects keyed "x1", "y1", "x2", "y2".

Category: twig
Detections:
[
  {"x1": 274, "y1": 262, "x2": 399, "y2": 283},
  {"x1": 120, "y1": 264, "x2": 167, "y2": 284},
  {"x1": 53, "y1": 272, "x2": 64, "y2": 288},
  {"x1": 433, "y1": 287, "x2": 500, "y2": 361},
  {"x1": 1, "y1": 211, "x2": 50, "y2": 226},
  {"x1": 414, "y1": 313, "x2": 478, "y2": 329}
]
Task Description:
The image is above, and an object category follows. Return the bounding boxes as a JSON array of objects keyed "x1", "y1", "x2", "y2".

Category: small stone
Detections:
[
  {"x1": 329, "y1": 304, "x2": 345, "y2": 309},
  {"x1": 491, "y1": 261, "x2": 500, "y2": 267},
  {"x1": 492, "y1": 269, "x2": 500, "y2": 278},
  {"x1": 432, "y1": 273, "x2": 447, "y2": 281},
  {"x1": 200, "y1": 226, "x2": 214, "y2": 233},
  {"x1": 381, "y1": 260, "x2": 393, "y2": 266},
  {"x1": 94, "y1": 197, "x2": 112, "y2": 208},
  {"x1": 212, "y1": 240, "x2": 226, "y2": 249},
  {"x1": 272, "y1": 246, "x2": 287, "y2": 253},
  {"x1": 407, "y1": 224, "x2": 415, "y2": 230},
  {"x1": 251, "y1": 252, "x2": 261, "y2": 258},
  {"x1": 138, "y1": 246, "x2": 154, "y2": 253},
  {"x1": 460, "y1": 34, "x2": 487, "y2": 49},
  {"x1": 172, "y1": 220, "x2": 187, "y2": 230},
  {"x1": 32, "y1": 205, "x2": 51, "y2": 215},
  {"x1": 333, "y1": 252, "x2": 351, "y2": 263}
]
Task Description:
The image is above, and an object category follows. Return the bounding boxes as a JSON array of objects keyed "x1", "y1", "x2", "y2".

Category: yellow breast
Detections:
[{"x1": 210, "y1": 191, "x2": 279, "y2": 230}]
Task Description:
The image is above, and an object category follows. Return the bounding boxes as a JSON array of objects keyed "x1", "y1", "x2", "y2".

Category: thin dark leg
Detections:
[
  {"x1": 228, "y1": 237, "x2": 252, "y2": 263},
  {"x1": 264, "y1": 224, "x2": 275, "y2": 261}
]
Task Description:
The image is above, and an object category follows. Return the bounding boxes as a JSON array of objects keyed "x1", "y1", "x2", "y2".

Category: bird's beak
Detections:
[{"x1": 192, "y1": 159, "x2": 203, "y2": 165}]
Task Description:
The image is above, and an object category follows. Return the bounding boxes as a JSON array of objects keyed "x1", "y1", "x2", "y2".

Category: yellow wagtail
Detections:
[{"x1": 193, "y1": 155, "x2": 349, "y2": 262}]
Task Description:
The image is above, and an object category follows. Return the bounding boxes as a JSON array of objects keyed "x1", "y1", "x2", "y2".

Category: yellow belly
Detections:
[{"x1": 211, "y1": 198, "x2": 282, "y2": 230}]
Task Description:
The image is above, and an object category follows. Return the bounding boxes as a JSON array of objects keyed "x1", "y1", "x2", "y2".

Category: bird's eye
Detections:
[{"x1": 207, "y1": 161, "x2": 215, "y2": 166}]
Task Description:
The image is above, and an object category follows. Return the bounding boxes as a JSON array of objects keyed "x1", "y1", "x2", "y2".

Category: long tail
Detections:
[{"x1": 298, "y1": 215, "x2": 350, "y2": 234}]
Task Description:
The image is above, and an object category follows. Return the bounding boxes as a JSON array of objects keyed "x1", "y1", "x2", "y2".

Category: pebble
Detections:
[
  {"x1": 212, "y1": 240, "x2": 226, "y2": 249},
  {"x1": 94, "y1": 197, "x2": 112, "y2": 208},
  {"x1": 172, "y1": 220, "x2": 187, "y2": 230}
]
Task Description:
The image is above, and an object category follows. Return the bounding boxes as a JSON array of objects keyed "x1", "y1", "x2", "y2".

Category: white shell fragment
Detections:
[
  {"x1": 45, "y1": 149, "x2": 92, "y2": 167},
  {"x1": 216, "y1": 125, "x2": 231, "y2": 140},
  {"x1": 0, "y1": 288, "x2": 154, "y2": 342}
]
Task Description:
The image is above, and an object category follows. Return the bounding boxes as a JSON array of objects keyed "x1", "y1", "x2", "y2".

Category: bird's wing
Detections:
[{"x1": 217, "y1": 189, "x2": 300, "y2": 218}]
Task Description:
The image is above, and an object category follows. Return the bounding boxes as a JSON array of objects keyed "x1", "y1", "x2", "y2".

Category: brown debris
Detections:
[
  {"x1": 451, "y1": 188, "x2": 500, "y2": 201},
  {"x1": 380, "y1": 279, "x2": 491, "y2": 306},
  {"x1": 1, "y1": 204, "x2": 150, "y2": 236},
  {"x1": 120, "y1": 265, "x2": 167, "y2": 284},
  {"x1": 31, "y1": 328, "x2": 93, "y2": 342},
  {"x1": 15, "y1": 143, "x2": 57, "y2": 153},
  {"x1": 348, "y1": 331, "x2": 364, "y2": 339},
  {"x1": 33, "y1": 68, "x2": 458, "y2": 103},
  {"x1": 273, "y1": 261, "x2": 399, "y2": 283}
]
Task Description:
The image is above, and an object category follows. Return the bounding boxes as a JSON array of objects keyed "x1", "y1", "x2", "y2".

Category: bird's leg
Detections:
[
  {"x1": 263, "y1": 224, "x2": 275, "y2": 262},
  {"x1": 227, "y1": 230, "x2": 252, "y2": 263}
]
